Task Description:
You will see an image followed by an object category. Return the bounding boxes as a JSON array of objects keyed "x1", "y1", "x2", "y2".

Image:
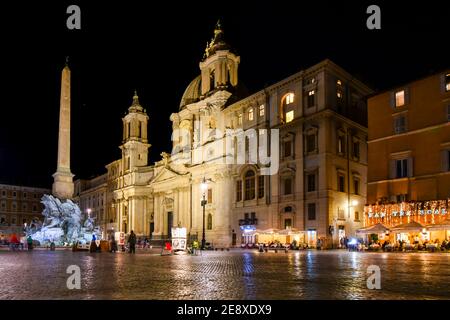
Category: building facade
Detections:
[
  {"x1": 76, "y1": 23, "x2": 373, "y2": 248},
  {"x1": 0, "y1": 184, "x2": 50, "y2": 234},
  {"x1": 364, "y1": 70, "x2": 450, "y2": 238}
]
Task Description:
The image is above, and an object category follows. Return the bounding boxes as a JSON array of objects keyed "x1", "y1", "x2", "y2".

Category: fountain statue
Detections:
[{"x1": 26, "y1": 194, "x2": 101, "y2": 245}]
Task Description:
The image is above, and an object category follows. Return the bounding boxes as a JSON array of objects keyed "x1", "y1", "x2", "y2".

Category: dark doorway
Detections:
[
  {"x1": 167, "y1": 212, "x2": 173, "y2": 239},
  {"x1": 150, "y1": 222, "x2": 154, "y2": 239},
  {"x1": 232, "y1": 231, "x2": 237, "y2": 246},
  {"x1": 122, "y1": 221, "x2": 127, "y2": 234}
]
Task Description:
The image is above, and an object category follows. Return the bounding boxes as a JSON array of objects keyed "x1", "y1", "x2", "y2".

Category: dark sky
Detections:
[{"x1": 0, "y1": 0, "x2": 448, "y2": 188}]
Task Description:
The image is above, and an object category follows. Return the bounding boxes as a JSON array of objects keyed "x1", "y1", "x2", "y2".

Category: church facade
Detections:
[{"x1": 74, "y1": 22, "x2": 373, "y2": 248}]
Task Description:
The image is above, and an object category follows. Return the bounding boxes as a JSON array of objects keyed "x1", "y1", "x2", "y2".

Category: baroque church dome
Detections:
[{"x1": 179, "y1": 75, "x2": 202, "y2": 110}]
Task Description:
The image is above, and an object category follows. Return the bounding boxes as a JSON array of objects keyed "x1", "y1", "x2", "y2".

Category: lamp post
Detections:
[{"x1": 200, "y1": 177, "x2": 208, "y2": 250}]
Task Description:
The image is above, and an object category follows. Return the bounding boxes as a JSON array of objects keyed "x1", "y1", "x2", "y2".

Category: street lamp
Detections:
[{"x1": 200, "y1": 177, "x2": 208, "y2": 250}]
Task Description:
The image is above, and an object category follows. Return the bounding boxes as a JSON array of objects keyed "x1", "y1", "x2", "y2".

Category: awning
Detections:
[
  {"x1": 356, "y1": 223, "x2": 390, "y2": 234},
  {"x1": 426, "y1": 218, "x2": 450, "y2": 231},
  {"x1": 390, "y1": 221, "x2": 425, "y2": 233}
]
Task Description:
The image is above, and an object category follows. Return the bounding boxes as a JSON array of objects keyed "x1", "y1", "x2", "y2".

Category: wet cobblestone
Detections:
[{"x1": 0, "y1": 249, "x2": 449, "y2": 299}]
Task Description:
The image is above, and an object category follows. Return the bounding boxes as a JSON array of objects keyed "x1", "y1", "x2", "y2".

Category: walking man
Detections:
[{"x1": 128, "y1": 230, "x2": 136, "y2": 254}]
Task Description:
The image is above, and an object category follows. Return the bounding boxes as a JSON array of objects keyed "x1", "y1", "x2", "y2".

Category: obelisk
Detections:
[{"x1": 52, "y1": 61, "x2": 74, "y2": 199}]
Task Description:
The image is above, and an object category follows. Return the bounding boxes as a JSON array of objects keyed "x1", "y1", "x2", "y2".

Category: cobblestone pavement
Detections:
[{"x1": 0, "y1": 249, "x2": 449, "y2": 299}]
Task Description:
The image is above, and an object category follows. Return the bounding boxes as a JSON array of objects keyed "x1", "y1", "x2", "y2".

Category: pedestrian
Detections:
[
  {"x1": 110, "y1": 233, "x2": 118, "y2": 253},
  {"x1": 90, "y1": 234, "x2": 97, "y2": 253},
  {"x1": 27, "y1": 235, "x2": 33, "y2": 250},
  {"x1": 128, "y1": 230, "x2": 136, "y2": 254}
]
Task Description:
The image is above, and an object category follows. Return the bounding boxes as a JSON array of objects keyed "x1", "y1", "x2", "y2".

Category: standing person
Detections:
[
  {"x1": 27, "y1": 235, "x2": 33, "y2": 250},
  {"x1": 90, "y1": 234, "x2": 97, "y2": 253},
  {"x1": 110, "y1": 233, "x2": 117, "y2": 253},
  {"x1": 128, "y1": 230, "x2": 136, "y2": 254}
]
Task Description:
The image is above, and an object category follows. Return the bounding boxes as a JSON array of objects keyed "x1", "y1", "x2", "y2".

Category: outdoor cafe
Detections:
[{"x1": 361, "y1": 200, "x2": 450, "y2": 252}]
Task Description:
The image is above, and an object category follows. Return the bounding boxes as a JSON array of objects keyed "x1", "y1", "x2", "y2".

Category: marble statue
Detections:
[{"x1": 27, "y1": 194, "x2": 101, "y2": 245}]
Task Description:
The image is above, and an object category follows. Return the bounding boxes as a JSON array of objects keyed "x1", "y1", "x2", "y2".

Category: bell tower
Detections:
[
  {"x1": 200, "y1": 20, "x2": 240, "y2": 96},
  {"x1": 120, "y1": 91, "x2": 150, "y2": 171}
]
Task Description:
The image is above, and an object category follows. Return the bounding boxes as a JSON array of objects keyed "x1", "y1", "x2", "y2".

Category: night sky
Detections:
[{"x1": 0, "y1": 0, "x2": 448, "y2": 188}]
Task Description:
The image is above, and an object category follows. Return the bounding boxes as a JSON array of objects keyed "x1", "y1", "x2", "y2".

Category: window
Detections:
[
  {"x1": 395, "y1": 90, "x2": 405, "y2": 107},
  {"x1": 11, "y1": 217, "x2": 16, "y2": 225},
  {"x1": 285, "y1": 110, "x2": 294, "y2": 123},
  {"x1": 1, "y1": 191, "x2": 5, "y2": 197},
  {"x1": 394, "y1": 116, "x2": 406, "y2": 134},
  {"x1": 353, "y1": 179, "x2": 360, "y2": 195},
  {"x1": 23, "y1": 192, "x2": 27, "y2": 199},
  {"x1": 306, "y1": 134, "x2": 316, "y2": 153},
  {"x1": 446, "y1": 74, "x2": 450, "y2": 92},
  {"x1": 258, "y1": 176, "x2": 265, "y2": 198},
  {"x1": 13, "y1": 192, "x2": 16, "y2": 197},
  {"x1": 22, "y1": 203, "x2": 27, "y2": 211},
  {"x1": 355, "y1": 211, "x2": 360, "y2": 221},
  {"x1": 259, "y1": 105, "x2": 265, "y2": 117},
  {"x1": 338, "y1": 135, "x2": 345, "y2": 154},
  {"x1": 308, "y1": 203, "x2": 316, "y2": 220},
  {"x1": 338, "y1": 174, "x2": 345, "y2": 192},
  {"x1": 238, "y1": 113, "x2": 243, "y2": 125},
  {"x1": 396, "y1": 159, "x2": 408, "y2": 178},
  {"x1": 33, "y1": 194, "x2": 37, "y2": 199},
  {"x1": 244, "y1": 171, "x2": 256, "y2": 200},
  {"x1": 32, "y1": 205, "x2": 37, "y2": 212},
  {"x1": 12, "y1": 202, "x2": 17, "y2": 210},
  {"x1": 1, "y1": 202, "x2": 5, "y2": 209},
  {"x1": 248, "y1": 108, "x2": 254, "y2": 121},
  {"x1": 352, "y1": 141, "x2": 360, "y2": 159},
  {"x1": 284, "y1": 219, "x2": 292, "y2": 229},
  {"x1": 307, "y1": 174, "x2": 316, "y2": 192},
  {"x1": 338, "y1": 208, "x2": 345, "y2": 220},
  {"x1": 286, "y1": 93, "x2": 294, "y2": 104},
  {"x1": 284, "y1": 141, "x2": 292, "y2": 158},
  {"x1": 284, "y1": 178, "x2": 292, "y2": 195},
  {"x1": 337, "y1": 91, "x2": 343, "y2": 99},
  {"x1": 207, "y1": 214, "x2": 212, "y2": 230},
  {"x1": 337, "y1": 79, "x2": 342, "y2": 86},
  {"x1": 208, "y1": 189, "x2": 213, "y2": 203},
  {"x1": 447, "y1": 150, "x2": 450, "y2": 171},
  {"x1": 307, "y1": 90, "x2": 315, "y2": 108},
  {"x1": 397, "y1": 194, "x2": 408, "y2": 202}
]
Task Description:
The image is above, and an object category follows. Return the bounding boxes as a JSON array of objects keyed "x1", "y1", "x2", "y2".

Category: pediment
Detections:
[{"x1": 151, "y1": 167, "x2": 188, "y2": 184}]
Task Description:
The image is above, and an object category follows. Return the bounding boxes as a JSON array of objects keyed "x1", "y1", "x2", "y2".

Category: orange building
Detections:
[{"x1": 364, "y1": 70, "x2": 450, "y2": 245}]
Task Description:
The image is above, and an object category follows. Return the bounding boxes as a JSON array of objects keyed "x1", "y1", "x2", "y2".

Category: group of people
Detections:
[
  {"x1": 2, "y1": 234, "x2": 35, "y2": 251},
  {"x1": 107, "y1": 230, "x2": 137, "y2": 253}
]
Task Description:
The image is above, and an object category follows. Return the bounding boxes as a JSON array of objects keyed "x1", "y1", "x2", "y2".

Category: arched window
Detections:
[
  {"x1": 244, "y1": 170, "x2": 256, "y2": 200},
  {"x1": 207, "y1": 214, "x2": 213, "y2": 230}
]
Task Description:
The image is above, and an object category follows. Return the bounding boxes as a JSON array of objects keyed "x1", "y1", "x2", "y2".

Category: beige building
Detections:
[
  {"x1": 0, "y1": 184, "x2": 50, "y2": 234},
  {"x1": 75, "y1": 22, "x2": 372, "y2": 248}
]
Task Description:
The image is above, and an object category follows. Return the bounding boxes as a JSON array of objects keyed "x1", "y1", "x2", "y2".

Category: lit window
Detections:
[
  {"x1": 307, "y1": 90, "x2": 315, "y2": 108},
  {"x1": 259, "y1": 105, "x2": 265, "y2": 116},
  {"x1": 337, "y1": 79, "x2": 342, "y2": 86},
  {"x1": 285, "y1": 110, "x2": 294, "y2": 123},
  {"x1": 446, "y1": 74, "x2": 450, "y2": 92},
  {"x1": 337, "y1": 91, "x2": 343, "y2": 99},
  {"x1": 395, "y1": 90, "x2": 405, "y2": 107},
  {"x1": 286, "y1": 93, "x2": 294, "y2": 104},
  {"x1": 248, "y1": 108, "x2": 254, "y2": 121},
  {"x1": 238, "y1": 113, "x2": 243, "y2": 125}
]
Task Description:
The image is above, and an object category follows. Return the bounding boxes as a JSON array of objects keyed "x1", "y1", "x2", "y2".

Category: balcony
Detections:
[{"x1": 239, "y1": 218, "x2": 258, "y2": 226}]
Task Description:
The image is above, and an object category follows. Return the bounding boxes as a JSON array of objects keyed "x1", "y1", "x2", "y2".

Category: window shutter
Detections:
[
  {"x1": 389, "y1": 159, "x2": 396, "y2": 179},
  {"x1": 407, "y1": 157, "x2": 414, "y2": 177},
  {"x1": 442, "y1": 150, "x2": 449, "y2": 172},
  {"x1": 389, "y1": 92, "x2": 395, "y2": 108},
  {"x1": 404, "y1": 87, "x2": 410, "y2": 105},
  {"x1": 440, "y1": 74, "x2": 446, "y2": 94}
]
